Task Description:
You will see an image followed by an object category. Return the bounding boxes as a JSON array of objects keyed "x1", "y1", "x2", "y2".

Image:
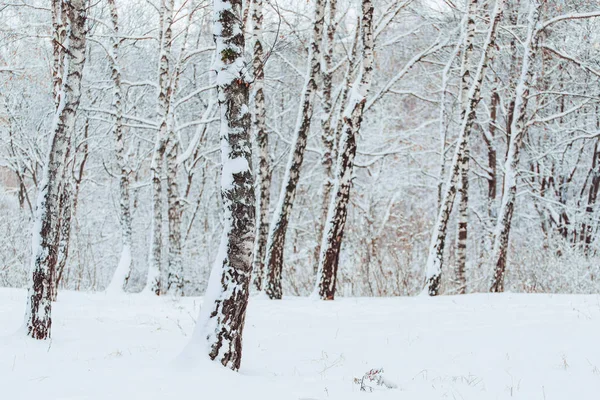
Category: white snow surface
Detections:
[{"x1": 1, "y1": 289, "x2": 599, "y2": 399}]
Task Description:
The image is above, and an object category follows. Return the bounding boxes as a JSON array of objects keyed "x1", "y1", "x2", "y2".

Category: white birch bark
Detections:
[
  {"x1": 490, "y1": 0, "x2": 542, "y2": 293},
  {"x1": 250, "y1": 0, "x2": 270, "y2": 291},
  {"x1": 264, "y1": 0, "x2": 326, "y2": 299},
  {"x1": 146, "y1": 0, "x2": 175, "y2": 295},
  {"x1": 314, "y1": 0, "x2": 374, "y2": 300},
  {"x1": 25, "y1": 0, "x2": 88, "y2": 339},
  {"x1": 455, "y1": 0, "x2": 478, "y2": 294},
  {"x1": 189, "y1": 0, "x2": 254, "y2": 370},
  {"x1": 105, "y1": 0, "x2": 134, "y2": 294},
  {"x1": 423, "y1": 0, "x2": 505, "y2": 296}
]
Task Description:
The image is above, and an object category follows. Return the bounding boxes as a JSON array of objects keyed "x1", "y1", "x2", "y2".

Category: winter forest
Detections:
[{"x1": 2, "y1": 0, "x2": 600, "y2": 398}]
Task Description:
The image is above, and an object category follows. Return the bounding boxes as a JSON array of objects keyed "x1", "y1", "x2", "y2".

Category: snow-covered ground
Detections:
[{"x1": 1, "y1": 288, "x2": 599, "y2": 399}]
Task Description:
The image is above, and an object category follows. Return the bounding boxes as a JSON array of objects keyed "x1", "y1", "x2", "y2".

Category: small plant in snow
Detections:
[{"x1": 353, "y1": 368, "x2": 398, "y2": 392}]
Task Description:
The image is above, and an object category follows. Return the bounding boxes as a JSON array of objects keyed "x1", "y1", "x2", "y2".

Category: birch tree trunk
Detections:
[
  {"x1": 490, "y1": 0, "x2": 542, "y2": 293},
  {"x1": 264, "y1": 0, "x2": 326, "y2": 299},
  {"x1": 314, "y1": 0, "x2": 338, "y2": 271},
  {"x1": 190, "y1": 0, "x2": 254, "y2": 370},
  {"x1": 147, "y1": 0, "x2": 175, "y2": 295},
  {"x1": 165, "y1": 0, "x2": 198, "y2": 296},
  {"x1": 105, "y1": 0, "x2": 134, "y2": 294},
  {"x1": 437, "y1": 41, "x2": 462, "y2": 208},
  {"x1": 166, "y1": 136, "x2": 183, "y2": 294},
  {"x1": 454, "y1": 0, "x2": 478, "y2": 294},
  {"x1": 315, "y1": 0, "x2": 374, "y2": 300},
  {"x1": 423, "y1": 0, "x2": 505, "y2": 296},
  {"x1": 250, "y1": 0, "x2": 270, "y2": 291},
  {"x1": 25, "y1": 0, "x2": 88, "y2": 339}
]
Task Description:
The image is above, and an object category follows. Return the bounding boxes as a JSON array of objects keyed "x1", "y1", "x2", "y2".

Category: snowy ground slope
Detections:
[{"x1": 1, "y1": 289, "x2": 599, "y2": 399}]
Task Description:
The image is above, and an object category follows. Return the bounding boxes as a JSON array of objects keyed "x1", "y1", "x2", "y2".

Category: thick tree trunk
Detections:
[
  {"x1": 251, "y1": 0, "x2": 271, "y2": 291},
  {"x1": 263, "y1": 0, "x2": 326, "y2": 299},
  {"x1": 454, "y1": 0, "x2": 478, "y2": 294},
  {"x1": 315, "y1": 0, "x2": 374, "y2": 300},
  {"x1": 147, "y1": 0, "x2": 175, "y2": 295},
  {"x1": 190, "y1": 0, "x2": 254, "y2": 370},
  {"x1": 105, "y1": 0, "x2": 134, "y2": 294},
  {"x1": 25, "y1": 0, "x2": 88, "y2": 340},
  {"x1": 423, "y1": 0, "x2": 505, "y2": 296},
  {"x1": 490, "y1": 0, "x2": 542, "y2": 293}
]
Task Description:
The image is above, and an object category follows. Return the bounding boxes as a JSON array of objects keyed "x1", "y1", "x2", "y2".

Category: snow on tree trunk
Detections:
[
  {"x1": 146, "y1": 0, "x2": 175, "y2": 295},
  {"x1": 51, "y1": 0, "x2": 67, "y2": 106},
  {"x1": 165, "y1": 1, "x2": 196, "y2": 296},
  {"x1": 106, "y1": 0, "x2": 133, "y2": 294},
  {"x1": 250, "y1": 0, "x2": 271, "y2": 291},
  {"x1": 490, "y1": 0, "x2": 542, "y2": 293},
  {"x1": 166, "y1": 134, "x2": 184, "y2": 295},
  {"x1": 25, "y1": 0, "x2": 88, "y2": 339},
  {"x1": 314, "y1": 0, "x2": 338, "y2": 273},
  {"x1": 455, "y1": 0, "x2": 478, "y2": 295},
  {"x1": 189, "y1": 0, "x2": 255, "y2": 370},
  {"x1": 52, "y1": 177, "x2": 73, "y2": 301},
  {"x1": 437, "y1": 40, "x2": 462, "y2": 208},
  {"x1": 423, "y1": 0, "x2": 505, "y2": 296},
  {"x1": 314, "y1": 0, "x2": 374, "y2": 301},
  {"x1": 264, "y1": 0, "x2": 326, "y2": 299}
]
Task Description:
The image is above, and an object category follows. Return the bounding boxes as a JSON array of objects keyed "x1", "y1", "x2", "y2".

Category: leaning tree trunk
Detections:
[
  {"x1": 314, "y1": 0, "x2": 374, "y2": 300},
  {"x1": 25, "y1": 0, "x2": 88, "y2": 340},
  {"x1": 263, "y1": 0, "x2": 326, "y2": 299},
  {"x1": 423, "y1": 0, "x2": 505, "y2": 296},
  {"x1": 105, "y1": 0, "x2": 134, "y2": 294},
  {"x1": 454, "y1": 0, "x2": 478, "y2": 295},
  {"x1": 490, "y1": 0, "x2": 541, "y2": 293},
  {"x1": 189, "y1": 0, "x2": 254, "y2": 371},
  {"x1": 147, "y1": 0, "x2": 175, "y2": 295},
  {"x1": 250, "y1": 0, "x2": 271, "y2": 291}
]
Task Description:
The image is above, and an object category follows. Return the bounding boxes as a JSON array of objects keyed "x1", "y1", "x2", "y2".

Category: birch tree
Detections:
[
  {"x1": 423, "y1": 0, "x2": 505, "y2": 296},
  {"x1": 454, "y1": 0, "x2": 478, "y2": 294},
  {"x1": 188, "y1": 0, "x2": 255, "y2": 370},
  {"x1": 489, "y1": 0, "x2": 542, "y2": 292},
  {"x1": 263, "y1": 0, "x2": 326, "y2": 299},
  {"x1": 251, "y1": 0, "x2": 270, "y2": 291},
  {"x1": 25, "y1": 0, "x2": 88, "y2": 339},
  {"x1": 315, "y1": 0, "x2": 375, "y2": 300},
  {"x1": 147, "y1": 0, "x2": 175, "y2": 295},
  {"x1": 105, "y1": 0, "x2": 133, "y2": 294}
]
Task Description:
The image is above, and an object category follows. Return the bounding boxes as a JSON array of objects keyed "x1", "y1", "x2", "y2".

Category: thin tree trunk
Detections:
[
  {"x1": 25, "y1": 0, "x2": 88, "y2": 339},
  {"x1": 166, "y1": 137, "x2": 183, "y2": 294},
  {"x1": 263, "y1": 0, "x2": 326, "y2": 299},
  {"x1": 105, "y1": 0, "x2": 134, "y2": 294},
  {"x1": 190, "y1": 0, "x2": 254, "y2": 370},
  {"x1": 165, "y1": 0, "x2": 197, "y2": 296},
  {"x1": 455, "y1": 0, "x2": 478, "y2": 294},
  {"x1": 315, "y1": 0, "x2": 374, "y2": 300},
  {"x1": 423, "y1": 0, "x2": 505, "y2": 296},
  {"x1": 55, "y1": 121, "x2": 88, "y2": 299},
  {"x1": 147, "y1": 0, "x2": 175, "y2": 295},
  {"x1": 437, "y1": 40, "x2": 462, "y2": 208},
  {"x1": 251, "y1": 0, "x2": 270, "y2": 291},
  {"x1": 490, "y1": 0, "x2": 542, "y2": 293},
  {"x1": 314, "y1": 0, "x2": 338, "y2": 272}
]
